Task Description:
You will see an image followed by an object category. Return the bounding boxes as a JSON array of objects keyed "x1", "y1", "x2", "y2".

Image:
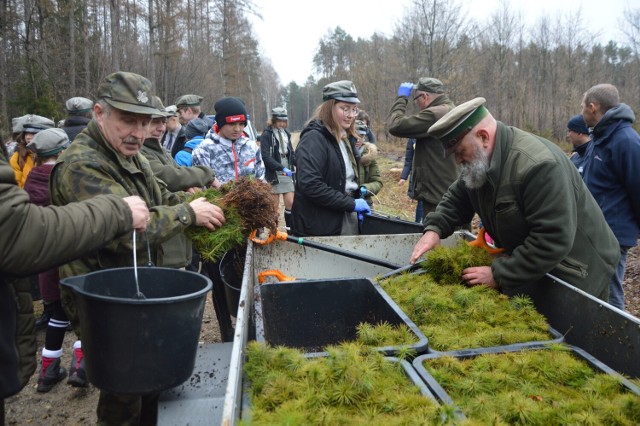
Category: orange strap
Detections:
[
  {"x1": 249, "y1": 229, "x2": 288, "y2": 245},
  {"x1": 257, "y1": 269, "x2": 296, "y2": 284},
  {"x1": 467, "y1": 227, "x2": 505, "y2": 255}
]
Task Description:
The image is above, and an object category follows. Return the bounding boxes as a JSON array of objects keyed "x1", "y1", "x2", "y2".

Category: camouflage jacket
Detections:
[
  {"x1": 141, "y1": 138, "x2": 214, "y2": 192},
  {"x1": 192, "y1": 133, "x2": 265, "y2": 185},
  {"x1": 50, "y1": 120, "x2": 196, "y2": 277}
]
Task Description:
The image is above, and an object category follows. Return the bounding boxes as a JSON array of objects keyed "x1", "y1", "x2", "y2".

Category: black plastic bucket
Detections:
[
  {"x1": 219, "y1": 248, "x2": 243, "y2": 317},
  {"x1": 59, "y1": 267, "x2": 211, "y2": 395}
]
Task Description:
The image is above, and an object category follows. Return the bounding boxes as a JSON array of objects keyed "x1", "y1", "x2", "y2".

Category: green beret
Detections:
[
  {"x1": 428, "y1": 97, "x2": 489, "y2": 156},
  {"x1": 175, "y1": 94, "x2": 203, "y2": 107},
  {"x1": 414, "y1": 77, "x2": 445, "y2": 94},
  {"x1": 26, "y1": 128, "x2": 70, "y2": 157},
  {"x1": 97, "y1": 71, "x2": 160, "y2": 115},
  {"x1": 322, "y1": 80, "x2": 360, "y2": 104}
]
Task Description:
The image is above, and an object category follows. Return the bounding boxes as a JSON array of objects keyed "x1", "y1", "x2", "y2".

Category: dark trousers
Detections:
[{"x1": 96, "y1": 391, "x2": 159, "y2": 426}]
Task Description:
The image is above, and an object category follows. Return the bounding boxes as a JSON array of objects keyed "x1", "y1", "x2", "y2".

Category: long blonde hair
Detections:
[{"x1": 308, "y1": 100, "x2": 358, "y2": 143}]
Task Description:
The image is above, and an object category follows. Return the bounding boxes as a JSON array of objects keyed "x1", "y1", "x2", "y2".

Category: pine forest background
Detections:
[{"x1": 1, "y1": 0, "x2": 639, "y2": 145}]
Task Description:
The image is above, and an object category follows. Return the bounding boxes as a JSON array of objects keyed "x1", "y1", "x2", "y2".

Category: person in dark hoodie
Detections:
[
  {"x1": 291, "y1": 80, "x2": 370, "y2": 236},
  {"x1": 62, "y1": 97, "x2": 94, "y2": 142},
  {"x1": 581, "y1": 83, "x2": 640, "y2": 311},
  {"x1": 566, "y1": 114, "x2": 591, "y2": 176}
]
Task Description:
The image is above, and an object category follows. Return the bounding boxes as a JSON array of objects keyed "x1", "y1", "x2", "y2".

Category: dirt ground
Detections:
[
  {"x1": 5, "y1": 144, "x2": 640, "y2": 424},
  {"x1": 4, "y1": 296, "x2": 222, "y2": 425}
]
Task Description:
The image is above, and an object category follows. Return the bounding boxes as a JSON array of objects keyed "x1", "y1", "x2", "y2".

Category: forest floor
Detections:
[{"x1": 4, "y1": 141, "x2": 639, "y2": 425}]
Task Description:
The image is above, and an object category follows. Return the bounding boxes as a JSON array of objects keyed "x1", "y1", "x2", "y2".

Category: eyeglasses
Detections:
[
  {"x1": 413, "y1": 93, "x2": 426, "y2": 102},
  {"x1": 338, "y1": 106, "x2": 359, "y2": 117}
]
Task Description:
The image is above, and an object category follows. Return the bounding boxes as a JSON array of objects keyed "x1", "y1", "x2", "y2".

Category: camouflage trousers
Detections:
[{"x1": 97, "y1": 391, "x2": 159, "y2": 425}]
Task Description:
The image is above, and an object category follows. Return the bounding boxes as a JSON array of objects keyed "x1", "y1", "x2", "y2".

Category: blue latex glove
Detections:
[
  {"x1": 282, "y1": 167, "x2": 293, "y2": 177},
  {"x1": 397, "y1": 82, "x2": 414, "y2": 97},
  {"x1": 353, "y1": 198, "x2": 371, "y2": 214}
]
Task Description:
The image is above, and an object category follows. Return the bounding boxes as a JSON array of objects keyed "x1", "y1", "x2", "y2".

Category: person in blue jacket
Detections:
[
  {"x1": 581, "y1": 83, "x2": 640, "y2": 311},
  {"x1": 175, "y1": 118, "x2": 210, "y2": 167}
]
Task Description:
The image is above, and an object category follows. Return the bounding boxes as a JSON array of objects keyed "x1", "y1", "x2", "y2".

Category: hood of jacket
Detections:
[
  {"x1": 185, "y1": 136, "x2": 204, "y2": 149},
  {"x1": 592, "y1": 103, "x2": 635, "y2": 140},
  {"x1": 359, "y1": 142, "x2": 378, "y2": 166}
]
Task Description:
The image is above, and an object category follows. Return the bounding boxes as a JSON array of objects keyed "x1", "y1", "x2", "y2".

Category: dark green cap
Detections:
[
  {"x1": 26, "y1": 128, "x2": 70, "y2": 156},
  {"x1": 428, "y1": 97, "x2": 489, "y2": 156},
  {"x1": 322, "y1": 80, "x2": 360, "y2": 104},
  {"x1": 151, "y1": 96, "x2": 172, "y2": 118},
  {"x1": 413, "y1": 77, "x2": 445, "y2": 94},
  {"x1": 65, "y1": 97, "x2": 94, "y2": 113},
  {"x1": 97, "y1": 72, "x2": 160, "y2": 115},
  {"x1": 175, "y1": 94, "x2": 203, "y2": 107}
]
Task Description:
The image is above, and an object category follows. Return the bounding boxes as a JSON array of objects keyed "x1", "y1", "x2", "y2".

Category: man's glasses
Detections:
[
  {"x1": 338, "y1": 106, "x2": 359, "y2": 117},
  {"x1": 413, "y1": 93, "x2": 426, "y2": 102}
]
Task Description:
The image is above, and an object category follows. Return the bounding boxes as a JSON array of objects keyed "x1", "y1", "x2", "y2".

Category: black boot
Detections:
[
  {"x1": 35, "y1": 303, "x2": 53, "y2": 331},
  {"x1": 284, "y1": 210, "x2": 292, "y2": 231}
]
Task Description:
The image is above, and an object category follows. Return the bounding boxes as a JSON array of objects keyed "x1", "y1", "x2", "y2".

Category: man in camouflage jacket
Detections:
[{"x1": 50, "y1": 71, "x2": 224, "y2": 425}]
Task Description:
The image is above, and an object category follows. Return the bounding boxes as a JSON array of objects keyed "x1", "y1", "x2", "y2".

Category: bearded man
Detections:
[{"x1": 409, "y1": 97, "x2": 619, "y2": 301}]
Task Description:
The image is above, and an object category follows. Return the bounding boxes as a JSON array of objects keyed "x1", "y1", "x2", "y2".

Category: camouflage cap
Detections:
[
  {"x1": 11, "y1": 115, "x2": 30, "y2": 134},
  {"x1": 151, "y1": 96, "x2": 172, "y2": 118},
  {"x1": 414, "y1": 77, "x2": 445, "y2": 94},
  {"x1": 428, "y1": 97, "x2": 489, "y2": 156},
  {"x1": 322, "y1": 80, "x2": 360, "y2": 104},
  {"x1": 271, "y1": 107, "x2": 288, "y2": 120},
  {"x1": 65, "y1": 96, "x2": 94, "y2": 113},
  {"x1": 97, "y1": 71, "x2": 160, "y2": 115},
  {"x1": 22, "y1": 114, "x2": 55, "y2": 134},
  {"x1": 175, "y1": 94, "x2": 203, "y2": 107},
  {"x1": 355, "y1": 119, "x2": 368, "y2": 135},
  {"x1": 26, "y1": 128, "x2": 70, "y2": 157}
]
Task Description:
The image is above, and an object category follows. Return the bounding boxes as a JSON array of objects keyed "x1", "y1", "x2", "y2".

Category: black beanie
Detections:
[
  {"x1": 185, "y1": 118, "x2": 210, "y2": 140},
  {"x1": 214, "y1": 97, "x2": 247, "y2": 129}
]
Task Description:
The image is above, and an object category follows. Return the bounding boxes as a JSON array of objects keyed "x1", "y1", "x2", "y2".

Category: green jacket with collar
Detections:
[
  {"x1": 424, "y1": 122, "x2": 619, "y2": 298},
  {"x1": 387, "y1": 94, "x2": 458, "y2": 206},
  {"x1": 140, "y1": 138, "x2": 213, "y2": 192}
]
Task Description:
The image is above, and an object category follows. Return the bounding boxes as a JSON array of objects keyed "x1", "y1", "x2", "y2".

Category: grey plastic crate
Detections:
[
  {"x1": 413, "y1": 344, "x2": 640, "y2": 422},
  {"x1": 254, "y1": 277, "x2": 429, "y2": 356}
]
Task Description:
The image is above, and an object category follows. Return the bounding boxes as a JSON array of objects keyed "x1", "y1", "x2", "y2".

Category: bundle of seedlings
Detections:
[
  {"x1": 243, "y1": 341, "x2": 442, "y2": 425},
  {"x1": 379, "y1": 242, "x2": 552, "y2": 351},
  {"x1": 419, "y1": 240, "x2": 495, "y2": 286},
  {"x1": 421, "y1": 344, "x2": 640, "y2": 424},
  {"x1": 186, "y1": 177, "x2": 278, "y2": 262}
]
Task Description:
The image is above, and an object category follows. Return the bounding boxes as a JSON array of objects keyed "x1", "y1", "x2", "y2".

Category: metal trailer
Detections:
[{"x1": 158, "y1": 229, "x2": 640, "y2": 425}]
